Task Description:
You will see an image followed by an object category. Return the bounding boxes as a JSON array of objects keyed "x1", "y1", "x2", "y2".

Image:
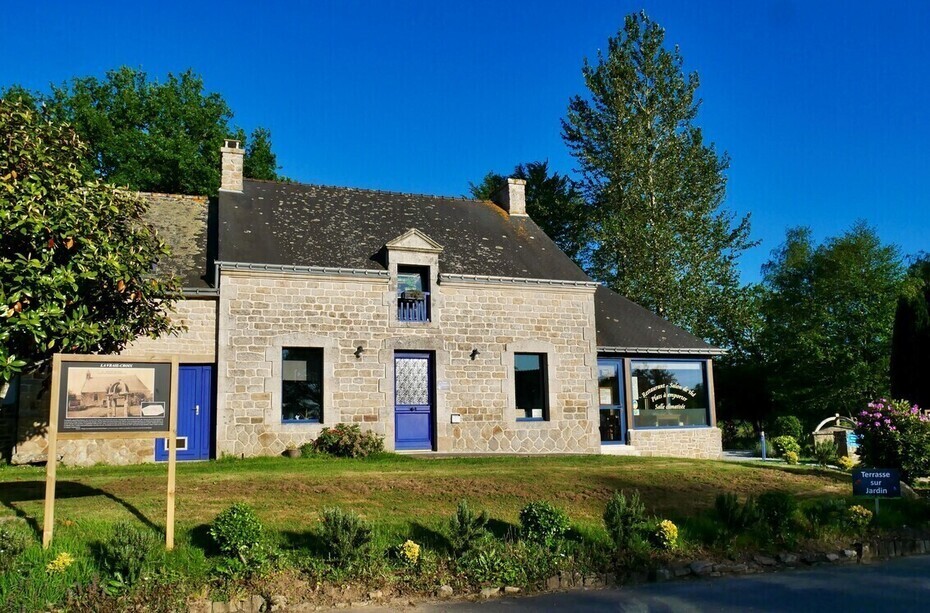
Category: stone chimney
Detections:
[
  {"x1": 491, "y1": 178, "x2": 527, "y2": 216},
  {"x1": 220, "y1": 139, "x2": 244, "y2": 192}
]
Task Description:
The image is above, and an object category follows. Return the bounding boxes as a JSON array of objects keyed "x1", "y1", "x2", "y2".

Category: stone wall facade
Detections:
[
  {"x1": 216, "y1": 270, "x2": 600, "y2": 458},
  {"x1": 627, "y1": 427, "x2": 723, "y2": 460},
  {"x1": 10, "y1": 298, "x2": 217, "y2": 466}
]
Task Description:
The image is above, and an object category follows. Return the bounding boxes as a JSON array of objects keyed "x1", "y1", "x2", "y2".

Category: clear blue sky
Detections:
[{"x1": 2, "y1": 1, "x2": 928, "y2": 282}]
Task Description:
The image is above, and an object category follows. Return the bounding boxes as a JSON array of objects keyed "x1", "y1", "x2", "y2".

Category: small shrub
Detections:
[
  {"x1": 772, "y1": 415, "x2": 804, "y2": 440},
  {"x1": 772, "y1": 435, "x2": 801, "y2": 458},
  {"x1": 813, "y1": 440, "x2": 838, "y2": 467},
  {"x1": 803, "y1": 498, "x2": 846, "y2": 535},
  {"x1": 846, "y1": 505, "x2": 873, "y2": 533},
  {"x1": 318, "y1": 507, "x2": 372, "y2": 567},
  {"x1": 650, "y1": 519, "x2": 678, "y2": 551},
  {"x1": 398, "y1": 539, "x2": 420, "y2": 566},
  {"x1": 838, "y1": 455, "x2": 855, "y2": 471},
  {"x1": 209, "y1": 503, "x2": 264, "y2": 563},
  {"x1": 714, "y1": 493, "x2": 759, "y2": 532},
  {"x1": 97, "y1": 522, "x2": 160, "y2": 585},
  {"x1": 313, "y1": 424, "x2": 384, "y2": 458},
  {"x1": 458, "y1": 540, "x2": 526, "y2": 587},
  {"x1": 0, "y1": 525, "x2": 29, "y2": 573},
  {"x1": 447, "y1": 500, "x2": 489, "y2": 556},
  {"x1": 603, "y1": 490, "x2": 648, "y2": 552},
  {"x1": 784, "y1": 450, "x2": 799, "y2": 465},
  {"x1": 519, "y1": 501, "x2": 570, "y2": 548},
  {"x1": 757, "y1": 491, "x2": 798, "y2": 538}
]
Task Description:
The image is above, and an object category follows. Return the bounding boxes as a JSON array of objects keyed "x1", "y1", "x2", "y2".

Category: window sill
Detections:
[
  {"x1": 631, "y1": 425, "x2": 712, "y2": 430},
  {"x1": 282, "y1": 420, "x2": 321, "y2": 425},
  {"x1": 516, "y1": 417, "x2": 548, "y2": 422}
]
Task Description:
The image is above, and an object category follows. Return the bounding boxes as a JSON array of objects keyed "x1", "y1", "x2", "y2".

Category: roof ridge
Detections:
[{"x1": 244, "y1": 177, "x2": 492, "y2": 204}]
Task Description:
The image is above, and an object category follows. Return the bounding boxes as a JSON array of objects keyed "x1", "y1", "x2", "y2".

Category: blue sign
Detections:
[
  {"x1": 852, "y1": 469, "x2": 901, "y2": 497},
  {"x1": 846, "y1": 431, "x2": 859, "y2": 448}
]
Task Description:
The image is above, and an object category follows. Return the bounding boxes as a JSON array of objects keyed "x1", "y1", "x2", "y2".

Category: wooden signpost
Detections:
[{"x1": 43, "y1": 354, "x2": 180, "y2": 549}]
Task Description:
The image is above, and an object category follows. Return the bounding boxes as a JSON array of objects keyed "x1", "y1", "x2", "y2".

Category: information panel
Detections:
[
  {"x1": 852, "y1": 468, "x2": 901, "y2": 497},
  {"x1": 57, "y1": 360, "x2": 172, "y2": 433}
]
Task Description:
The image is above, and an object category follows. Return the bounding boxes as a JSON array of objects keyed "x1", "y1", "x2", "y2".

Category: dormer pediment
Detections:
[{"x1": 385, "y1": 228, "x2": 444, "y2": 254}]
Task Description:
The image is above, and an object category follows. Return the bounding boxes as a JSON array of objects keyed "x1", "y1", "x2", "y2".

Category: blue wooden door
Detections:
[
  {"x1": 598, "y1": 359, "x2": 626, "y2": 444},
  {"x1": 394, "y1": 353, "x2": 434, "y2": 450},
  {"x1": 156, "y1": 365, "x2": 213, "y2": 461}
]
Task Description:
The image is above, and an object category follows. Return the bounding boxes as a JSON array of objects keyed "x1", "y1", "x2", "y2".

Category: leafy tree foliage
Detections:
[
  {"x1": 891, "y1": 255, "x2": 930, "y2": 410},
  {"x1": 0, "y1": 98, "x2": 182, "y2": 382},
  {"x1": 242, "y1": 126, "x2": 283, "y2": 182},
  {"x1": 3, "y1": 67, "x2": 284, "y2": 195},
  {"x1": 561, "y1": 11, "x2": 755, "y2": 347},
  {"x1": 759, "y1": 223, "x2": 904, "y2": 426},
  {"x1": 469, "y1": 161, "x2": 589, "y2": 261}
]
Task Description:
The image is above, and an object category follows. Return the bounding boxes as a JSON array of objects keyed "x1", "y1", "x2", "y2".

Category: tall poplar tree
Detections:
[
  {"x1": 891, "y1": 255, "x2": 930, "y2": 410},
  {"x1": 562, "y1": 12, "x2": 755, "y2": 346}
]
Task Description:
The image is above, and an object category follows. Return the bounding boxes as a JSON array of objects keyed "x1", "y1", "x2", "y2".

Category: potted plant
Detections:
[{"x1": 284, "y1": 442, "x2": 301, "y2": 459}]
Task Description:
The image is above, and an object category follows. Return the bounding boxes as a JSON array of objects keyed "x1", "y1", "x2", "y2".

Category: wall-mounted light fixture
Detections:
[
  {"x1": 470, "y1": 348, "x2": 480, "y2": 361},
  {"x1": 354, "y1": 346, "x2": 364, "y2": 359}
]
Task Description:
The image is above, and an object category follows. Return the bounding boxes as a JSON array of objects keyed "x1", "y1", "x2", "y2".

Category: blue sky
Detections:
[{"x1": 2, "y1": 1, "x2": 927, "y2": 281}]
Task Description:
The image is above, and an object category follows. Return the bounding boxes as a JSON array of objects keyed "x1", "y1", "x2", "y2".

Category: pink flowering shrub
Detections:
[{"x1": 855, "y1": 398, "x2": 930, "y2": 484}]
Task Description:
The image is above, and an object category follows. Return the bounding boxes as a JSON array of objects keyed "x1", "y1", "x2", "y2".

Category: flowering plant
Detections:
[
  {"x1": 46, "y1": 552, "x2": 75, "y2": 574},
  {"x1": 855, "y1": 399, "x2": 930, "y2": 484},
  {"x1": 651, "y1": 519, "x2": 679, "y2": 551},
  {"x1": 846, "y1": 505, "x2": 873, "y2": 533},
  {"x1": 400, "y1": 539, "x2": 420, "y2": 565}
]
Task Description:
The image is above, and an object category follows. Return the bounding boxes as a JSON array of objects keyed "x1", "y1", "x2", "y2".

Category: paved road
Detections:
[{"x1": 414, "y1": 555, "x2": 930, "y2": 612}]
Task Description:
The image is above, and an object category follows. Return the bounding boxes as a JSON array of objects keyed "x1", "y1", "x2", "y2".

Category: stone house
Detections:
[{"x1": 9, "y1": 140, "x2": 724, "y2": 465}]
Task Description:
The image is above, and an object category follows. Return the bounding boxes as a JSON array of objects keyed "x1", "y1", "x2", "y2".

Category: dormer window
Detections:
[{"x1": 397, "y1": 266, "x2": 430, "y2": 322}]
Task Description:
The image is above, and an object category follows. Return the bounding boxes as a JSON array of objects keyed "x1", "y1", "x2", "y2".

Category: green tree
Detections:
[
  {"x1": 0, "y1": 98, "x2": 182, "y2": 383},
  {"x1": 469, "y1": 161, "x2": 589, "y2": 261},
  {"x1": 47, "y1": 67, "x2": 235, "y2": 195},
  {"x1": 760, "y1": 223, "x2": 905, "y2": 425},
  {"x1": 242, "y1": 126, "x2": 282, "y2": 181},
  {"x1": 561, "y1": 11, "x2": 755, "y2": 347},
  {"x1": 890, "y1": 255, "x2": 930, "y2": 410}
]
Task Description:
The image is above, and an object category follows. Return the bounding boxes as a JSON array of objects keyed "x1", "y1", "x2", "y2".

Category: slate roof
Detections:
[
  {"x1": 140, "y1": 193, "x2": 213, "y2": 289},
  {"x1": 141, "y1": 178, "x2": 718, "y2": 354},
  {"x1": 217, "y1": 180, "x2": 591, "y2": 281},
  {"x1": 594, "y1": 286, "x2": 720, "y2": 354}
]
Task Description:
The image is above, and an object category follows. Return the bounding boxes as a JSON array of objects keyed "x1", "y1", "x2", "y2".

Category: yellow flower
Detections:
[
  {"x1": 654, "y1": 519, "x2": 678, "y2": 550},
  {"x1": 46, "y1": 552, "x2": 75, "y2": 574},
  {"x1": 401, "y1": 539, "x2": 420, "y2": 565}
]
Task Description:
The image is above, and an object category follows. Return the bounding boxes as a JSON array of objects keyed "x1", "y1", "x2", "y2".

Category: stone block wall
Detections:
[
  {"x1": 627, "y1": 427, "x2": 723, "y2": 459},
  {"x1": 11, "y1": 298, "x2": 217, "y2": 466},
  {"x1": 216, "y1": 270, "x2": 600, "y2": 458}
]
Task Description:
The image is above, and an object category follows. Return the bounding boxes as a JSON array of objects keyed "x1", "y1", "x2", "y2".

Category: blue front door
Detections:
[
  {"x1": 394, "y1": 353, "x2": 434, "y2": 451},
  {"x1": 156, "y1": 365, "x2": 213, "y2": 461},
  {"x1": 598, "y1": 358, "x2": 626, "y2": 444}
]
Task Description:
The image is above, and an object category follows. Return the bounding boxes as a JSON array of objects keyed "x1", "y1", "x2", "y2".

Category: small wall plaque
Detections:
[{"x1": 450, "y1": 413, "x2": 462, "y2": 424}]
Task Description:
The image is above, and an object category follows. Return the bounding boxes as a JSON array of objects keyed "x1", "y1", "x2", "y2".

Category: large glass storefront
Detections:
[{"x1": 630, "y1": 360, "x2": 709, "y2": 428}]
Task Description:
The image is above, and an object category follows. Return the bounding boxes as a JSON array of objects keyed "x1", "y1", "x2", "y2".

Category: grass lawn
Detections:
[{"x1": 0, "y1": 454, "x2": 851, "y2": 548}]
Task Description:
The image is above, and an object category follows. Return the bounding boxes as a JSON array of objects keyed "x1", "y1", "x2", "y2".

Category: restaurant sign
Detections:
[{"x1": 852, "y1": 469, "x2": 901, "y2": 497}]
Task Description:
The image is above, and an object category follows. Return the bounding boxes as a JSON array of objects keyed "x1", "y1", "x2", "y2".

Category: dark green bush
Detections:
[
  {"x1": 772, "y1": 415, "x2": 804, "y2": 440},
  {"x1": 803, "y1": 498, "x2": 846, "y2": 535},
  {"x1": 97, "y1": 522, "x2": 161, "y2": 585},
  {"x1": 313, "y1": 424, "x2": 384, "y2": 458},
  {"x1": 756, "y1": 491, "x2": 798, "y2": 538},
  {"x1": 813, "y1": 440, "x2": 839, "y2": 467},
  {"x1": 519, "y1": 501, "x2": 570, "y2": 548},
  {"x1": 447, "y1": 500, "x2": 489, "y2": 556},
  {"x1": 771, "y1": 435, "x2": 801, "y2": 458},
  {"x1": 209, "y1": 503, "x2": 264, "y2": 563},
  {"x1": 603, "y1": 490, "x2": 648, "y2": 552},
  {"x1": 714, "y1": 493, "x2": 760, "y2": 538},
  {"x1": 318, "y1": 507, "x2": 373, "y2": 567},
  {"x1": 458, "y1": 540, "x2": 525, "y2": 586}
]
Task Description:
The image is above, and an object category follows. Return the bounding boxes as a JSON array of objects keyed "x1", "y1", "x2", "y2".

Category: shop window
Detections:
[
  {"x1": 515, "y1": 353, "x2": 548, "y2": 420},
  {"x1": 630, "y1": 360, "x2": 709, "y2": 428},
  {"x1": 282, "y1": 347, "x2": 323, "y2": 423}
]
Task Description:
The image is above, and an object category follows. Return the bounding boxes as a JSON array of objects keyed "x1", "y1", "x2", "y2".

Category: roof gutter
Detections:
[
  {"x1": 596, "y1": 346, "x2": 727, "y2": 356},
  {"x1": 214, "y1": 260, "x2": 390, "y2": 279}
]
